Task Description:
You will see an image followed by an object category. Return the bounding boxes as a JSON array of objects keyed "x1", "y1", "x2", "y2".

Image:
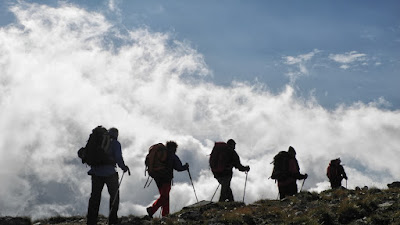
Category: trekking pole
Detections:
[
  {"x1": 143, "y1": 176, "x2": 153, "y2": 188},
  {"x1": 210, "y1": 184, "x2": 220, "y2": 202},
  {"x1": 187, "y1": 168, "x2": 199, "y2": 203},
  {"x1": 109, "y1": 171, "x2": 126, "y2": 224},
  {"x1": 144, "y1": 176, "x2": 150, "y2": 188},
  {"x1": 300, "y1": 177, "x2": 306, "y2": 192},
  {"x1": 242, "y1": 171, "x2": 248, "y2": 202}
]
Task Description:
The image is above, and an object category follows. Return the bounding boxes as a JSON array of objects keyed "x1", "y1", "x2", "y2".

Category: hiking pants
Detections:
[
  {"x1": 87, "y1": 172, "x2": 119, "y2": 225},
  {"x1": 216, "y1": 176, "x2": 234, "y2": 202},
  {"x1": 150, "y1": 181, "x2": 172, "y2": 217},
  {"x1": 330, "y1": 179, "x2": 342, "y2": 189},
  {"x1": 278, "y1": 182, "x2": 297, "y2": 200}
]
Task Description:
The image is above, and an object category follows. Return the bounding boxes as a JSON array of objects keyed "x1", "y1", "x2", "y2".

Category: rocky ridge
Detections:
[{"x1": 2, "y1": 183, "x2": 400, "y2": 225}]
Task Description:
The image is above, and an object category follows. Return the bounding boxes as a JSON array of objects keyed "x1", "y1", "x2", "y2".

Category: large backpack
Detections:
[
  {"x1": 145, "y1": 143, "x2": 169, "y2": 178},
  {"x1": 270, "y1": 151, "x2": 290, "y2": 180},
  {"x1": 209, "y1": 142, "x2": 230, "y2": 174},
  {"x1": 327, "y1": 160, "x2": 339, "y2": 180},
  {"x1": 78, "y1": 126, "x2": 114, "y2": 166}
]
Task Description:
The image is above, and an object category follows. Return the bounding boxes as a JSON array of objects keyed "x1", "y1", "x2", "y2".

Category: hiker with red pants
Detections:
[
  {"x1": 146, "y1": 141, "x2": 188, "y2": 217},
  {"x1": 210, "y1": 139, "x2": 250, "y2": 202},
  {"x1": 327, "y1": 158, "x2": 348, "y2": 189},
  {"x1": 277, "y1": 146, "x2": 307, "y2": 199}
]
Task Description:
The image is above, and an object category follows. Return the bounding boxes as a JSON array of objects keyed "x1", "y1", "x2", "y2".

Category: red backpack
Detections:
[
  {"x1": 327, "y1": 159, "x2": 339, "y2": 180},
  {"x1": 209, "y1": 142, "x2": 230, "y2": 174}
]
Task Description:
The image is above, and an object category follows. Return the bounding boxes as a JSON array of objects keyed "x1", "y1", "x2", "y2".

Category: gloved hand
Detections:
[
  {"x1": 303, "y1": 173, "x2": 308, "y2": 179},
  {"x1": 244, "y1": 166, "x2": 250, "y2": 172},
  {"x1": 184, "y1": 163, "x2": 189, "y2": 170},
  {"x1": 123, "y1": 166, "x2": 131, "y2": 176}
]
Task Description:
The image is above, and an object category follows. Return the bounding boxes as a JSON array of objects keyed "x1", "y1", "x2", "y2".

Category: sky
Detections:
[{"x1": 0, "y1": 0, "x2": 399, "y2": 220}]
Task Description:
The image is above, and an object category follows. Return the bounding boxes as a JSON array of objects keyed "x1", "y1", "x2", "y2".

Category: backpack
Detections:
[
  {"x1": 77, "y1": 126, "x2": 114, "y2": 166},
  {"x1": 270, "y1": 151, "x2": 290, "y2": 180},
  {"x1": 145, "y1": 143, "x2": 169, "y2": 178},
  {"x1": 327, "y1": 160, "x2": 339, "y2": 180},
  {"x1": 209, "y1": 142, "x2": 230, "y2": 174}
]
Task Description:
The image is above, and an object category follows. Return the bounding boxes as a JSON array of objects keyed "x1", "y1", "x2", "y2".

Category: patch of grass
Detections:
[
  {"x1": 289, "y1": 215, "x2": 319, "y2": 225},
  {"x1": 312, "y1": 208, "x2": 336, "y2": 225},
  {"x1": 337, "y1": 200, "x2": 364, "y2": 224}
]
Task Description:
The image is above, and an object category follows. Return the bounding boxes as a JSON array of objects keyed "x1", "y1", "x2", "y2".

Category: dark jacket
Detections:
[
  {"x1": 155, "y1": 150, "x2": 187, "y2": 185},
  {"x1": 88, "y1": 138, "x2": 128, "y2": 177},
  {"x1": 278, "y1": 157, "x2": 306, "y2": 187},
  {"x1": 213, "y1": 147, "x2": 247, "y2": 178}
]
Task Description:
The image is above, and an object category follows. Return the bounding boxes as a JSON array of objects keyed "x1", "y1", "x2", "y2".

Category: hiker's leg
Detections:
[
  {"x1": 106, "y1": 172, "x2": 119, "y2": 224},
  {"x1": 331, "y1": 179, "x2": 341, "y2": 189},
  {"x1": 216, "y1": 177, "x2": 225, "y2": 202},
  {"x1": 161, "y1": 183, "x2": 171, "y2": 216},
  {"x1": 278, "y1": 185, "x2": 286, "y2": 200},
  {"x1": 151, "y1": 181, "x2": 171, "y2": 215},
  {"x1": 217, "y1": 176, "x2": 230, "y2": 202},
  {"x1": 287, "y1": 183, "x2": 297, "y2": 196},
  {"x1": 87, "y1": 175, "x2": 105, "y2": 225},
  {"x1": 226, "y1": 177, "x2": 234, "y2": 202},
  {"x1": 148, "y1": 180, "x2": 161, "y2": 215}
]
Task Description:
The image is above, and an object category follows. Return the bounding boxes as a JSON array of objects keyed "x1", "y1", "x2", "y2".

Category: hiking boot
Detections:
[{"x1": 146, "y1": 207, "x2": 153, "y2": 218}]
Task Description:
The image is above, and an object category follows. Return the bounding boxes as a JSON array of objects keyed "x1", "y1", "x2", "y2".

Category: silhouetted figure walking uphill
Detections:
[
  {"x1": 271, "y1": 146, "x2": 307, "y2": 200},
  {"x1": 78, "y1": 126, "x2": 130, "y2": 225},
  {"x1": 210, "y1": 139, "x2": 250, "y2": 202},
  {"x1": 327, "y1": 158, "x2": 348, "y2": 189},
  {"x1": 145, "y1": 141, "x2": 189, "y2": 218}
]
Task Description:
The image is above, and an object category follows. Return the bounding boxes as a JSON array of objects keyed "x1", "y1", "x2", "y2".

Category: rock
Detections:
[
  {"x1": 178, "y1": 210, "x2": 202, "y2": 220},
  {"x1": 0, "y1": 217, "x2": 31, "y2": 225},
  {"x1": 183, "y1": 200, "x2": 214, "y2": 208},
  {"x1": 378, "y1": 201, "x2": 394, "y2": 208},
  {"x1": 387, "y1": 181, "x2": 400, "y2": 188}
]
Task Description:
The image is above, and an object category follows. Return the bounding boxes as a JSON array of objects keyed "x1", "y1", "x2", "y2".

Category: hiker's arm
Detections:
[
  {"x1": 113, "y1": 141, "x2": 129, "y2": 172},
  {"x1": 289, "y1": 159, "x2": 306, "y2": 179},
  {"x1": 232, "y1": 151, "x2": 249, "y2": 172},
  {"x1": 341, "y1": 166, "x2": 348, "y2": 179},
  {"x1": 173, "y1": 154, "x2": 188, "y2": 171}
]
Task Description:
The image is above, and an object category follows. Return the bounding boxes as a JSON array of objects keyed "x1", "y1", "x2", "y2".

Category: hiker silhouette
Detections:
[
  {"x1": 210, "y1": 139, "x2": 250, "y2": 202},
  {"x1": 273, "y1": 146, "x2": 307, "y2": 200},
  {"x1": 327, "y1": 158, "x2": 348, "y2": 189},
  {"x1": 85, "y1": 127, "x2": 130, "y2": 225},
  {"x1": 146, "y1": 141, "x2": 189, "y2": 218}
]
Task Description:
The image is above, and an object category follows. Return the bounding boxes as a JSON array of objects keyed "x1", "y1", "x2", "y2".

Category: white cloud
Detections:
[
  {"x1": 284, "y1": 50, "x2": 319, "y2": 65},
  {"x1": 107, "y1": 0, "x2": 122, "y2": 18},
  {"x1": 329, "y1": 51, "x2": 366, "y2": 64},
  {"x1": 108, "y1": 0, "x2": 117, "y2": 11},
  {"x1": 340, "y1": 64, "x2": 350, "y2": 70},
  {"x1": 1, "y1": 2, "x2": 400, "y2": 220},
  {"x1": 329, "y1": 51, "x2": 367, "y2": 69},
  {"x1": 283, "y1": 49, "x2": 320, "y2": 83}
]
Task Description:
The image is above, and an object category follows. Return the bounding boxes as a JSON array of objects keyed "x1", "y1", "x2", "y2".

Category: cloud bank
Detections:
[{"x1": 0, "y1": 2, "x2": 399, "y2": 220}]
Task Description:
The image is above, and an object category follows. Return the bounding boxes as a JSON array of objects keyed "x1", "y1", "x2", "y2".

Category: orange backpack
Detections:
[{"x1": 145, "y1": 143, "x2": 169, "y2": 178}]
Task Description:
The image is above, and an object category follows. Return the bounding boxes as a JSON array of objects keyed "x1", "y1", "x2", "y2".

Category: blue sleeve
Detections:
[
  {"x1": 173, "y1": 154, "x2": 187, "y2": 171},
  {"x1": 112, "y1": 140, "x2": 128, "y2": 171}
]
